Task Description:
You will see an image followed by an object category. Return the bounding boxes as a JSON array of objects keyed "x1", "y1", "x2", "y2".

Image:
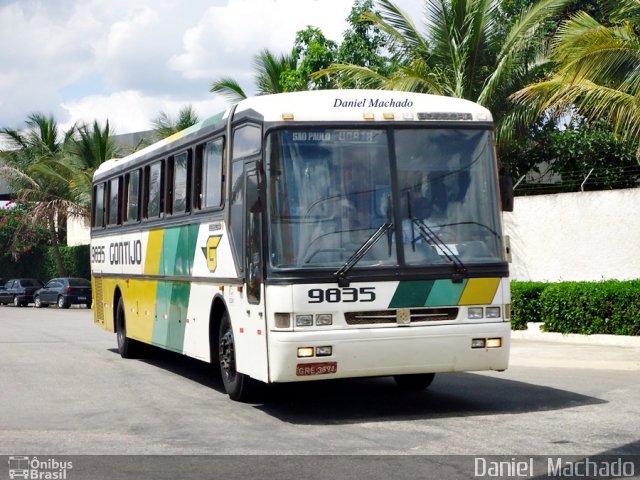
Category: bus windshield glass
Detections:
[{"x1": 266, "y1": 127, "x2": 503, "y2": 270}]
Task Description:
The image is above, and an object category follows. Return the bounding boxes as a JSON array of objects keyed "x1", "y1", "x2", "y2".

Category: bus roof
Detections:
[{"x1": 95, "y1": 89, "x2": 492, "y2": 178}]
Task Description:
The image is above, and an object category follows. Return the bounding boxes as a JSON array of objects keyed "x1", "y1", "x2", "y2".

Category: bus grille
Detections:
[{"x1": 344, "y1": 307, "x2": 459, "y2": 325}]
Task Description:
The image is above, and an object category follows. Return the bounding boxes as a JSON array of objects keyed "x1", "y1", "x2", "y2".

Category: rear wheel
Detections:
[
  {"x1": 116, "y1": 297, "x2": 143, "y2": 358},
  {"x1": 219, "y1": 312, "x2": 259, "y2": 401},
  {"x1": 393, "y1": 373, "x2": 436, "y2": 391},
  {"x1": 57, "y1": 296, "x2": 70, "y2": 309},
  {"x1": 13, "y1": 296, "x2": 23, "y2": 307}
]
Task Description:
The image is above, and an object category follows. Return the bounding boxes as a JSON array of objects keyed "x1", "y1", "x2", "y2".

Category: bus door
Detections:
[{"x1": 234, "y1": 166, "x2": 268, "y2": 382}]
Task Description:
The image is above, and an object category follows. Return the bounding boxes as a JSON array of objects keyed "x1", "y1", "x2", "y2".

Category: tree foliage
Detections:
[
  {"x1": 152, "y1": 105, "x2": 200, "y2": 140},
  {"x1": 512, "y1": 0, "x2": 640, "y2": 146},
  {"x1": 507, "y1": 118, "x2": 640, "y2": 193}
]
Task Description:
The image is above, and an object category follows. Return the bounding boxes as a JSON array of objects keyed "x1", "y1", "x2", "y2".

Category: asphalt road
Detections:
[{"x1": 1, "y1": 306, "x2": 639, "y2": 478}]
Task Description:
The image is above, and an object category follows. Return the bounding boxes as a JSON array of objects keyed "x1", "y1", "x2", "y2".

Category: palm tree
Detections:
[
  {"x1": 210, "y1": 48, "x2": 298, "y2": 103},
  {"x1": 314, "y1": 0, "x2": 573, "y2": 154},
  {"x1": 511, "y1": 1, "x2": 640, "y2": 145},
  {"x1": 67, "y1": 119, "x2": 121, "y2": 214},
  {"x1": 0, "y1": 113, "x2": 77, "y2": 276},
  {"x1": 151, "y1": 105, "x2": 200, "y2": 140}
]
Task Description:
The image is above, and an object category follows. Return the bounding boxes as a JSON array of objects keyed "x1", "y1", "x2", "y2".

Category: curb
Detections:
[{"x1": 511, "y1": 323, "x2": 640, "y2": 347}]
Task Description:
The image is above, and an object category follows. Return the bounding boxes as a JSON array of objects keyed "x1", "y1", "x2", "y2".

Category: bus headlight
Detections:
[
  {"x1": 468, "y1": 307, "x2": 484, "y2": 319},
  {"x1": 316, "y1": 314, "x2": 333, "y2": 326},
  {"x1": 295, "y1": 315, "x2": 313, "y2": 327},
  {"x1": 486, "y1": 307, "x2": 501, "y2": 318}
]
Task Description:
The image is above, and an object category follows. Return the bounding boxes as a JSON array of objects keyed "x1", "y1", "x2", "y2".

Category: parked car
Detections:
[
  {"x1": 34, "y1": 277, "x2": 92, "y2": 309},
  {"x1": 0, "y1": 278, "x2": 45, "y2": 307}
]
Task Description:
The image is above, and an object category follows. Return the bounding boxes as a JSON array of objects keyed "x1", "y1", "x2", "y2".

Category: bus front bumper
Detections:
[{"x1": 267, "y1": 322, "x2": 511, "y2": 383}]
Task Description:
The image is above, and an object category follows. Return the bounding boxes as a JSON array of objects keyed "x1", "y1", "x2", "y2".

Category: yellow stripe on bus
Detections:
[
  {"x1": 458, "y1": 277, "x2": 501, "y2": 305},
  {"x1": 144, "y1": 230, "x2": 164, "y2": 275},
  {"x1": 125, "y1": 279, "x2": 157, "y2": 343}
]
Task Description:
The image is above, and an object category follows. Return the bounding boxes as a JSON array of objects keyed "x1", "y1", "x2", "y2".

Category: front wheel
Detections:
[
  {"x1": 393, "y1": 373, "x2": 436, "y2": 391},
  {"x1": 219, "y1": 313, "x2": 259, "y2": 401},
  {"x1": 116, "y1": 297, "x2": 143, "y2": 358},
  {"x1": 34, "y1": 296, "x2": 45, "y2": 308}
]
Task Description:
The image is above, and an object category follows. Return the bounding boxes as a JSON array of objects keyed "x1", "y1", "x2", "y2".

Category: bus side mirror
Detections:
[{"x1": 500, "y1": 175, "x2": 514, "y2": 212}]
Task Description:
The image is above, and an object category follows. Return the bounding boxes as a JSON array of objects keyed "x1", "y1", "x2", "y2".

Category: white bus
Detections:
[{"x1": 91, "y1": 89, "x2": 512, "y2": 401}]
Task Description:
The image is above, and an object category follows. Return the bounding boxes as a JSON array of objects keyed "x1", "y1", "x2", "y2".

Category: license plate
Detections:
[{"x1": 296, "y1": 362, "x2": 337, "y2": 376}]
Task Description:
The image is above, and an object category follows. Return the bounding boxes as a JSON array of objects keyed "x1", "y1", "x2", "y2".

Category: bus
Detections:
[{"x1": 91, "y1": 89, "x2": 512, "y2": 401}]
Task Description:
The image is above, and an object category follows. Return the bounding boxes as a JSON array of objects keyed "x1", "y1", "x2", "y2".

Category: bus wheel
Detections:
[
  {"x1": 393, "y1": 373, "x2": 435, "y2": 391},
  {"x1": 218, "y1": 312, "x2": 257, "y2": 401},
  {"x1": 116, "y1": 297, "x2": 142, "y2": 359}
]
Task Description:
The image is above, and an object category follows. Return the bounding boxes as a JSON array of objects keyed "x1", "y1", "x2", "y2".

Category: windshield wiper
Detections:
[
  {"x1": 411, "y1": 218, "x2": 468, "y2": 282},
  {"x1": 333, "y1": 222, "x2": 393, "y2": 287}
]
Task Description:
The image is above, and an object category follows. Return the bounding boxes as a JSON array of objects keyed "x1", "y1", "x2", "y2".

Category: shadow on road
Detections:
[{"x1": 109, "y1": 346, "x2": 606, "y2": 425}]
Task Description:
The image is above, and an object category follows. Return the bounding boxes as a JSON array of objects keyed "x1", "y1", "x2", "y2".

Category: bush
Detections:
[
  {"x1": 510, "y1": 280, "x2": 640, "y2": 336},
  {"x1": 540, "y1": 281, "x2": 640, "y2": 336},
  {"x1": 510, "y1": 281, "x2": 547, "y2": 330}
]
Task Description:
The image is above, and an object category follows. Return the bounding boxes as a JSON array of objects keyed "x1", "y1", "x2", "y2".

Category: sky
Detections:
[{"x1": 0, "y1": 0, "x2": 423, "y2": 136}]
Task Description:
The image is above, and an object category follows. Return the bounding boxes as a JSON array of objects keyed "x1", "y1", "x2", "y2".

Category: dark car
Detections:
[
  {"x1": 0, "y1": 278, "x2": 45, "y2": 307},
  {"x1": 34, "y1": 277, "x2": 92, "y2": 309}
]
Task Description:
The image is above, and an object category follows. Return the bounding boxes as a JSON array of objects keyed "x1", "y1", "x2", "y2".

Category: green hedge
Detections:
[
  {"x1": 510, "y1": 281, "x2": 547, "y2": 330},
  {"x1": 0, "y1": 245, "x2": 90, "y2": 283},
  {"x1": 511, "y1": 280, "x2": 640, "y2": 336}
]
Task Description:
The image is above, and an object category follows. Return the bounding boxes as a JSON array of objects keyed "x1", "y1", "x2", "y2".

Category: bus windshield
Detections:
[{"x1": 266, "y1": 127, "x2": 504, "y2": 271}]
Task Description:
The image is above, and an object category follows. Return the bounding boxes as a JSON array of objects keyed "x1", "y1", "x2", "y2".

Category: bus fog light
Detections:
[
  {"x1": 297, "y1": 347, "x2": 314, "y2": 358},
  {"x1": 486, "y1": 307, "x2": 501, "y2": 318},
  {"x1": 316, "y1": 314, "x2": 333, "y2": 326},
  {"x1": 315, "y1": 346, "x2": 332, "y2": 357},
  {"x1": 471, "y1": 338, "x2": 486, "y2": 349},
  {"x1": 468, "y1": 307, "x2": 484, "y2": 319},
  {"x1": 275, "y1": 313, "x2": 291, "y2": 328},
  {"x1": 295, "y1": 315, "x2": 313, "y2": 327},
  {"x1": 486, "y1": 338, "x2": 502, "y2": 348}
]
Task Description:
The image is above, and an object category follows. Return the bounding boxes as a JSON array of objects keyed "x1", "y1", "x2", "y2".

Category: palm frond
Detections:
[{"x1": 210, "y1": 77, "x2": 248, "y2": 104}]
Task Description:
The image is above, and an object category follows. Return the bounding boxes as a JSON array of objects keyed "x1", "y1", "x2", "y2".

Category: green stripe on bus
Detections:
[
  {"x1": 424, "y1": 279, "x2": 468, "y2": 306},
  {"x1": 153, "y1": 280, "x2": 190, "y2": 353},
  {"x1": 389, "y1": 280, "x2": 435, "y2": 308}
]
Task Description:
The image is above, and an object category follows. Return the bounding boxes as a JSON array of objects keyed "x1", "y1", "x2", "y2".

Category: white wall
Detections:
[
  {"x1": 503, "y1": 188, "x2": 640, "y2": 281},
  {"x1": 67, "y1": 215, "x2": 90, "y2": 247}
]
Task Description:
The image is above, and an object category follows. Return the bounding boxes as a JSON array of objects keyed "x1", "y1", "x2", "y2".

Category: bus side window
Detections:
[
  {"x1": 144, "y1": 160, "x2": 165, "y2": 219},
  {"x1": 124, "y1": 169, "x2": 141, "y2": 223},
  {"x1": 167, "y1": 151, "x2": 190, "y2": 215},
  {"x1": 107, "y1": 177, "x2": 122, "y2": 226},
  {"x1": 194, "y1": 137, "x2": 225, "y2": 211},
  {"x1": 233, "y1": 124, "x2": 261, "y2": 158},
  {"x1": 93, "y1": 183, "x2": 105, "y2": 228}
]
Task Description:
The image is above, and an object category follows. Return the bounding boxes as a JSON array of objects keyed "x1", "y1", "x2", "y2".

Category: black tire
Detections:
[
  {"x1": 218, "y1": 312, "x2": 259, "y2": 401},
  {"x1": 116, "y1": 297, "x2": 143, "y2": 358},
  {"x1": 393, "y1": 373, "x2": 436, "y2": 391},
  {"x1": 13, "y1": 296, "x2": 25, "y2": 307},
  {"x1": 57, "y1": 296, "x2": 70, "y2": 309}
]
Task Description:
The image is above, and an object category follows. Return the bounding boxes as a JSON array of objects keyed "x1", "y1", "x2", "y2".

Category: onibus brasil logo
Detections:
[{"x1": 8, "y1": 456, "x2": 73, "y2": 479}]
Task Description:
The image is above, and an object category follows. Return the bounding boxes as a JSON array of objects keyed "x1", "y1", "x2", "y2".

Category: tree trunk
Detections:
[{"x1": 48, "y1": 214, "x2": 67, "y2": 277}]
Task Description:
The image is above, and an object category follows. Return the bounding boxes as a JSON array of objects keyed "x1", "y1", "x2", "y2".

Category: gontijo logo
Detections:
[{"x1": 8, "y1": 456, "x2": 73, "y2": 479}]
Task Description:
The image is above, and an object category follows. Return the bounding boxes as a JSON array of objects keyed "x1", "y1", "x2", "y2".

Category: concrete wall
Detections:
[
  {"x1": 67, "y1": 215, "x2": 90, "y2": 247},
  {"x1": 503, "y1": 188, "x2": 640, "y2": 281}
]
